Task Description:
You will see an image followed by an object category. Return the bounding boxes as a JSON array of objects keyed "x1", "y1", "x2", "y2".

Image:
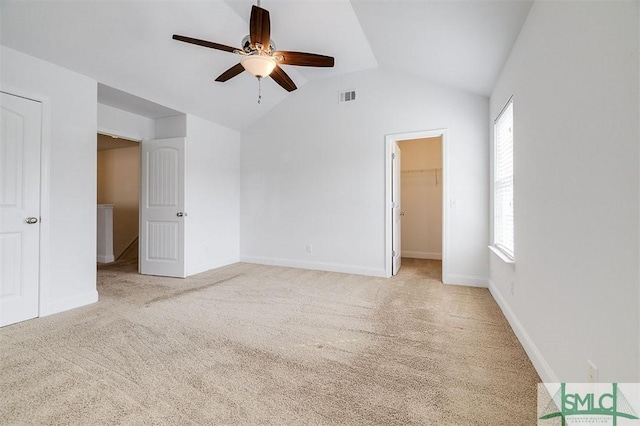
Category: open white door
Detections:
[
  {"x1": 392, "y1": 143, "x2": 402, "y2": 275},
  {"x1": 0, "y1": 92, "x2": 42, "y2": 326},
  {"x1": 140, "y1": 138, "x2": 186, "y2": 278}
]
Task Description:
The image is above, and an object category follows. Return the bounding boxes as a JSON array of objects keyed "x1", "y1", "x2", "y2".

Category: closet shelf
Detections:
[{"x1": 401, "y1": 167, "x2": 441, "y2": 174}]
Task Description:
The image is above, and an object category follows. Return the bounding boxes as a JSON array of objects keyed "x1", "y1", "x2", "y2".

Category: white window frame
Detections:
[{"x1": 493, "y1": 98, "x2": 514, "y2": 261}]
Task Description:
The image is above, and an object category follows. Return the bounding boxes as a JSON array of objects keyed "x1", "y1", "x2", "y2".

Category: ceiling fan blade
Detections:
[
  {"x1": 215, "y1": 63, "x2": 245, "y2": 82},
  {"x1": 270, "y1": 66, "x2": 297, "y2": 92},
  {"x1": 173, "y1": 34, "x2": 239, "y2": 53},
  {"x1": 250, "y1": 5, "x2": 271, "y2": 49},
  {"x1": 273, "y1": 51, "x2": 335, "y2": 67}
]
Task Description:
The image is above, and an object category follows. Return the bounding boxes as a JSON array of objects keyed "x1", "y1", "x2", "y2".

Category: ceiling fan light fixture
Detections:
[{"x1": 241, "y1": 54, "x2": 276, "y2": 78}]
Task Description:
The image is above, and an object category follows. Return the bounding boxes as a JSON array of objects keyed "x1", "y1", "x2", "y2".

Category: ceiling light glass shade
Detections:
[{"x1": 241, "y1": 55, "x2": 276, "y2": 78}]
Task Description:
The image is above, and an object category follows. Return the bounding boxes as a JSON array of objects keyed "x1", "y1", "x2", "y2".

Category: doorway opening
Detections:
[
  {"x1": 385, "y1": 129, "x2": 449, "y2": 281},
  {"x1": 96, "y1": 133, "x2": 141, "y2": 268},
  {"x1": 398, "y1": 136, "x2": 443, "y2": 260}
]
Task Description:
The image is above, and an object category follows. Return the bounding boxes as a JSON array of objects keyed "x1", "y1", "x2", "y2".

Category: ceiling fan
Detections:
[{"x1": 172, "y1": 1, "x2": 335, "y2": 97}]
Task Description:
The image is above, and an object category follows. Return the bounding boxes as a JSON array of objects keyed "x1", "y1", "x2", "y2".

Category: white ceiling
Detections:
[
  {"x1": 0, "y1": 0, "x2": 533, "y2": 130},
  {"x1": 351, "y1": 0, "x2": 533, "y2": 96}
]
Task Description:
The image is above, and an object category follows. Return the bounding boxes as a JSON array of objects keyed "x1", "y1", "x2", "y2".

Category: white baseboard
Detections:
[
  {"x1": 443, "y1": 273, "x2": 488, "y2": 287},
  {"x1": 240, "y1": 256, "x2": 386, "y2": 278},
  {"x1": 97, "y1": 254, "x2": 114, "y2": 263},
  {"x1": 402, "y1": 251, "x2": 442, "y2": 260},
  {"x1": 42, "y1": 290, "x2": 99, "y2": 317},
  {"x1": 488, "y1": 279, "x2": 558, "y2": 383}
]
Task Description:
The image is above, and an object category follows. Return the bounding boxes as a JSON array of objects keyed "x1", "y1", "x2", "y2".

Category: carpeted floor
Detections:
[{"x1": 0, "y1": 259, "x2": 540, "y2": 425}]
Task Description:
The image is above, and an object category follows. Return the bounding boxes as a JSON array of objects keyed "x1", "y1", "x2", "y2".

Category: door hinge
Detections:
[
  {"x1": 392, "y1": 153, "x2": 396, "y2": 160},
  {"x1": 392, "y1": 250, "x2": 396, "y2": 257}
]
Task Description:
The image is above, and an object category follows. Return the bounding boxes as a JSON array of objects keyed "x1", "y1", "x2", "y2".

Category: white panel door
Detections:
[
  {"x1": 140, "y1": 138, "x2": 186, "y2": 278},
  {"x1": 392, "y1": 143, "x2": 402, "y2": 275},
  {"x1": 0, "y1": 92, "x2": 42, "y2": 327}
]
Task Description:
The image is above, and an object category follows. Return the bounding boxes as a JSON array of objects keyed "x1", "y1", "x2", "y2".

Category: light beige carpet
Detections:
[{"x1": 1, "y1": 259, "x2": 539, "y2": 425}]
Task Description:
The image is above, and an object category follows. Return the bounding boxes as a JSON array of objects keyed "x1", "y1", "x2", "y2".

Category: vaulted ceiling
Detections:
[{"x1": 0, "y1": 0, "x2": 533, "y2": 130}]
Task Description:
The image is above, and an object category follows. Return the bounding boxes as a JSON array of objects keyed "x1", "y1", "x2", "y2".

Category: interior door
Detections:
[
  {"x1": 140, "y1": 138, "x2": 186, "y2": 278},
  {"x1": 392, "y1": 143, "x2": 402, "y2": 275},
  {"x1": 0, "y1": 92, "x2": 42, "y2": 327}
]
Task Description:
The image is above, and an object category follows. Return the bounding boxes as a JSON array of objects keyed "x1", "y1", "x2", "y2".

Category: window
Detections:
[{"x1": 493, "y1": 98, "x2": 514, "y2": 260}]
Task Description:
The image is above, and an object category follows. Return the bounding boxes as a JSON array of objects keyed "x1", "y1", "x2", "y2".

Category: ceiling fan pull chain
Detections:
[{"x1": 258, "y1": 77, "x2": 262, "y2": 104}]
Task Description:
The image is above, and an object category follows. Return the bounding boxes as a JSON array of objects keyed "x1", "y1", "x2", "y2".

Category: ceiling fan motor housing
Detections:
[{"x1": 241, "y1": 35, "x2": 276, "y2": 53}]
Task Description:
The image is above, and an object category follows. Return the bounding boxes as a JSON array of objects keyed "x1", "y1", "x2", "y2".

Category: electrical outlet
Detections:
[
  {"x1": 587, "y1": 360, "x2": 598, "y2": 383},
  {"x1": 306, "y1": 244, "x2": 312, "y2": 253},
  {"x1": 510, "y1": 281, "x2": 515, "y2": 295}
]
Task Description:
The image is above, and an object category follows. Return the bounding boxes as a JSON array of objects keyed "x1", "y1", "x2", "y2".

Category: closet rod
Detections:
[{"x1": 401, "y1": 167, "x2": 441, "y2": 174}]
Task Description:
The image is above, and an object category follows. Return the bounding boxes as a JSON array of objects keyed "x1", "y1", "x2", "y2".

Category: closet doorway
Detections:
[
  {"x1": 398, "y1": 136, "x2": 443, "y2": 261},
  {"x1": 385, "y1": 129, "x2": 449, "y2": 280},
  {"x1": 96, "y1": 133, "x2": 140, "y2": 266}
]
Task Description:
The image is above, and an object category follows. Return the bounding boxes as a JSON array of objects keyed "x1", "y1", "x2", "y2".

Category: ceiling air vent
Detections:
[{"x1": 339, "y1": 90, "x2": 356, "y2": 103}]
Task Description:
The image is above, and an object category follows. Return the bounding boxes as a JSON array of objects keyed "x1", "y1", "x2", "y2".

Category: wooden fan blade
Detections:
[
  {"x1": 173, "y1": 34, "x2": 239, "y2": 53},
  {"x1": 250, "y1": 5, "x2": 270, "y2": 49},
  {"x1": 215, "y1": 63, "x2": 245, "y2": 82},
  {"x1": 273, "y1": 51, "x2": 335, "y2": 67},
  {"x1": 270, "y1": 65, "x2": 297, "y2": 92}
]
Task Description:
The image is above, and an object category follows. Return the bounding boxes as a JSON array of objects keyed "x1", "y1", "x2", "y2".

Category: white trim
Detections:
[
  {"x1": 492, "y1": 98, "x2": 514, "y2": 258},
  {"x1": 445, "y1": 274, "x2": 488, "y2": 287},
  {"x1": 39, "y1": 97, "x2": 52, "y2": 321},
  {"x1": 97, "y1": 255, "x2": 115, "y2": 263},
  {"x1": 401, "y1": 251, "x2": 442, "y2": 260},
  {"x1": 494, "y1": 95, "x2": 514, "y2": 124},
  {"x1": 385, "y1": 129, "x2": 449, "y2": 279},
  {"x1": 240, "y1": 256, "x2": 386, "y2": 278},
  {"x1": 41, "y1": 290, "x2": 99, "y2": 317},
  {"x1": 0, "y1": 87, "x2": 52, "y2": 321},
  {"x1": 488, "y1": 279, "x2": 558, "y2": 383},
  {"x1": 97, "y1": 127, "x2": 142, "y2": 143},
  {"x1": 488, "y1": 245, "x2": 515, "y2": 265}
]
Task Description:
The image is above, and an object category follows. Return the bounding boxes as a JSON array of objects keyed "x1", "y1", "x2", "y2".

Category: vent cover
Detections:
[{"x1": 339, "y1": 90, "x2": 356, "y2": 103}]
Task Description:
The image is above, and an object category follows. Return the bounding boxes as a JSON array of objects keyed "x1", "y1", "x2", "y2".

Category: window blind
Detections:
[{"x1": 494, "y1": 99, "x2": 514, "y2": 259}]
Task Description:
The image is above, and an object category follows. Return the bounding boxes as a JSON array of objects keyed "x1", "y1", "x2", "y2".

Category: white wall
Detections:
[
  {"x1": 185, "y1": 114, "x2": 240, "y2": 276},
  {"x1": 0, "y1": 46, "x2": 98, "y2": 315},
  {"x1": 97, "y1": 103, "x2": 154, "y2": 141},
  {"x1": 489, "y1": 1, "x2": 639, "y2": 382},
  {"x1": 156, "y1": 115, "x2": 187, "y2": 139},
  {"x1": 399, "y1": 137, "x2": 443, "y2": 260},
  {"x1": 241, "y1": 68, "x2": 488, "y2": 281}
]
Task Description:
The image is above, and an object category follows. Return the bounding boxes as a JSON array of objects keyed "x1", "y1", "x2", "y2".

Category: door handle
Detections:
[
  {"x1": 400, "y1": 212, "x2": 405, "y2": 216},
  {"x1": 25, "y1": 217, "x2": 39, "y2": 224},
  {"x1": 176, "y1": 212, "x2": 187, "y2": 217}
]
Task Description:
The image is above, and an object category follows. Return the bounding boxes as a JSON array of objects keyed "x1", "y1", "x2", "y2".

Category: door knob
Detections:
[
  {"x1": 176, "y1": 212, "x2": 187, "y2": 217},
  {"x1": 400, "y1": 212, "x2": 405, "y2": 216},
  {"x1": 25, "y1": 217, "x2": 38, "y2": 224}
]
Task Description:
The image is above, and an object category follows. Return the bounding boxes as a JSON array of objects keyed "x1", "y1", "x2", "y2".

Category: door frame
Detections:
[
  {"x1": 391, "y1": 142, "x2": 401, "y2": 275},
  {"x1": 385, "y1": 129, "x2": 449, "y2": 280},
  {"x1": 1, "y1": 87, "x2": 52, "y2": 317}
]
